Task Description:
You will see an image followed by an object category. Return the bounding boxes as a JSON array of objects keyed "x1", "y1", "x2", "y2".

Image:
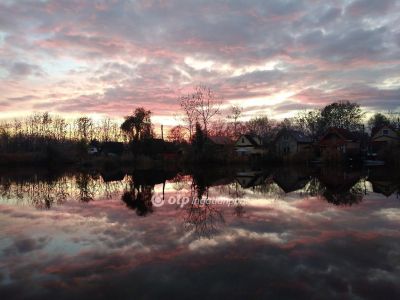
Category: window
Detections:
[
  {"x1": 383, "y1": 129, "x2": 389, "y2": 135},
  {"x1": 283, "y1": 146, "x2": 290, "y2": 154}
]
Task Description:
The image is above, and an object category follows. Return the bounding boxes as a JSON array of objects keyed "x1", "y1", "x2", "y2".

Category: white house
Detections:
[{"x1": 235, "y1": 134, "x2": 266, "y2": 156}]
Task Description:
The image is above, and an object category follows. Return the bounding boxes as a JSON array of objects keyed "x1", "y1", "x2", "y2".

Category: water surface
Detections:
[{"x1": 0, "y1": 166, "x2": 399, "y2": 299}]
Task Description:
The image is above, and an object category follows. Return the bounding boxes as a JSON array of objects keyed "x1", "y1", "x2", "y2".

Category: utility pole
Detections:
[{"x1": 161, "y1": 125, "x2": 164, "y2": 140}]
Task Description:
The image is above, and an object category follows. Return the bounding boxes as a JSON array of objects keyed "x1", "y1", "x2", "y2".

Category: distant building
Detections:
[
  {"x1": 87, "y1": 146, "x2": 99, "y2": 155},
  {"x1": 319, "y1": 128, "x2": 361, "y2": 157},
  {"x1": 235, "y1": 134, "x2": 267, "y2": 156},
  {"x1": 88, "y1": 140, "x2": 100, "y2": 155},
  {"x1": 274, "y1": 129, "x2": 313, "y2": 157},
  {"x1": 370, "y1": 125, "x2": 400, "y2": 153}
]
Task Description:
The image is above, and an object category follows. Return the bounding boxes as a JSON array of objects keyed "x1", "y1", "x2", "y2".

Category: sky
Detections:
[{"x1": 0, "y1": 0, "x2": 400, "y2": 125}]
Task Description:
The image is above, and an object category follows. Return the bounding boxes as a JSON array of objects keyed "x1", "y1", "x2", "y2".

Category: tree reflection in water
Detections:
[
  {"x1": 184, "y1": 172, "x2": 225, "y2": 239},
  {"x1": 0, "y1": 166, "x2": 399, "y2": 213},
  {"x1": 0, "y1": 170, "x2": 126, "y2": 209},
  {"x1": 76, "y1": 173, "x2": 96, "y2": 202},
  {"x1": 121, "y1": 180, "x2": 154, "y2": 217},
  {"x1": 0, "y1": 173, "x2": 71, "y2": 209}
]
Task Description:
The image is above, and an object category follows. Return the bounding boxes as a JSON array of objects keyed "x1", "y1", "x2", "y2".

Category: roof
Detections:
[
  {"x1": 319, "y1": 128, "x2": 359, "y2": 145},
  {"x1": 236, "y1": 134, "x2": 262, "y2": 146},
  {"x1": 208, "y1": 136, "x2": 232, "y2": 145},
  {"x1": 371, "y1": 125, "x2": 399, "y2": 138},
  {"x1": 275, "y1": 129, "x2": 312, "y2": 143}
]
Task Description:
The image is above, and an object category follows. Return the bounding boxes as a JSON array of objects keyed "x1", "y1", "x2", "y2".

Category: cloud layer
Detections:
[{"x1": 0, "y1": 0, "x2": 399, "y2": 121}]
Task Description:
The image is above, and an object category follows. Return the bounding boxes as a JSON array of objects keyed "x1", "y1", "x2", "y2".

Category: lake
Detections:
[{"x1": 0, "y1": 166, "x2": 399, "y2": 299}]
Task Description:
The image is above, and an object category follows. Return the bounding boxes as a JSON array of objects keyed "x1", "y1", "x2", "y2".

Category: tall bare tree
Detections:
[
  {"x1": 228, "y1": 105, "x2": 243, "y2": 138},
  {"x1": 53, "y1": 116, "x2": 68, "y2": 141},
  {"x1": 179, "y1": 92, "x2": 198, "y2": 140},
  {"x1": 193, "y1": 85, "x2": 221, "y2": 136},
  {"x1": 167, "y1": 125, "x2": 187, "y2": 143},
  {"x1": 75, "y1": 117, "x2": 93, "y2": 142}
]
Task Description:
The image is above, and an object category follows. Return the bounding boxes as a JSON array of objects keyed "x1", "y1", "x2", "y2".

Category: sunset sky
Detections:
[{"x1": 0, "y1": 0, "x2": 400, "y2": 125}]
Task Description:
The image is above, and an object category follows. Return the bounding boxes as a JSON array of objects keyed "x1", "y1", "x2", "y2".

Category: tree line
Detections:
[
  {"x1": 0, "y1": 85, "x2": 399, "y2": 154},
  {"x1": 171, "y1": 86, "x2": 400, "y2": 143}
]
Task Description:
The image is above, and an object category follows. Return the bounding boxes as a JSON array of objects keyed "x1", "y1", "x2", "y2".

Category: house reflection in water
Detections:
[
  {"x1": 235, "y1": 169, "x2": 272, "y2": 189},
  {"x1": 0, "y1": 166, "x2": 398, "y2": 212},
  {"x1": 368, "y1": 167, "x2": 399, "y2": 198},
  {"x1": 273, "y1": 167, "x2": 311, "y2": 194},
  {"x1": 315, "y1": 168, "x2": 366, "y2": 206}
]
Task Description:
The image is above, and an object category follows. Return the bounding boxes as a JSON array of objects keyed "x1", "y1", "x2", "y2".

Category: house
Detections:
[
  {"x1": 319, "y1": 128, "x2": 361, "y2": 157},
  {"x1": 88, "y1": 140, "x2": 100, "y2": 155},
  {"x1": 370, "y1": 125, "x2": 400, "y2": 153},
  {"x1": 87, "y1": 146, "x2": 99, "y2": 155},
  {"x1": 235, "y1": 134, "x2": 266, "y2": 156},
  {"x1": 274, "y1": 129, "x2": 313, "y2": 157}
]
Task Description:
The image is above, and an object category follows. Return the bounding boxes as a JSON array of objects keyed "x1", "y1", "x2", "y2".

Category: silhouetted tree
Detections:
[
  {"x1": 75, "y1": 117, "x2": 93, "y2": 142},
  {"x1": 319, "y1": 100, "x2": 364, "y2": 132},
  {"x1": 228, "y1": 105, "x2": 243, "y2": 139},
  {"x1": 295, "y1": 110, "x2": 322, "y2": 140},
  {"x1": 368, "y1": 113, "x2": 391, "y2": 130},
  {"x1": 167, "y1": 125, "x2": 187, "y2": 143},
  {"x1": 193, "y1": 85, "x2": 221, "y2": 136},
  {"x1": 192, "y1": 122, "x2": 205, "y2": 153},
  {"x1": 179, "y1": 92, "x2": 198, "y2": 140},
  {"x1": 246, "y1": 116, "x2": 273, "y2": 139},
  {"x1": 121, "y1": 107, "x2": 152, "y2": 141}
]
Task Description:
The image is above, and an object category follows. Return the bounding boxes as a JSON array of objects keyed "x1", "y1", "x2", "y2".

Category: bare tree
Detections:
[
  {"x1": 99, "y1": 117, "x2": 112, "y2": 142},
  {"x1": 75, "y1": 117, "x2": 93, "y2": 142},
  {"x1": 246, "y1": 116, "x2": 274, "y2": 139},
  {"x1": 53, "y1": 116, "x2": 68, "y2": 141},
  {"x1": 178, "y1": 92, "x2": 198, "y2": 140},
  {"x1": 40, "y1": 112, "x2": 52, "y2": 137},
  {"x1": 228, "y1": 105, "x2": 243, "y2": 138},
  {"x1": 193, "y1": 85, "x2": 221, "y2": 136},
  {"x1": 167, "y1": 125, "x2": 187, "y2": 143}
]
